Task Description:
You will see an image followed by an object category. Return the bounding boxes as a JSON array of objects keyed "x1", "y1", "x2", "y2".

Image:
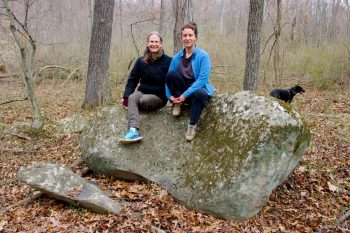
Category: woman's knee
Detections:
[
  {"x1": 128, "y1": 91, "x2": 142, "y2": 103},
  {"x1": 140, "y1": 95, "x2": 164, "y2": 111},
  {"x1": 192, "y1": 88, "x2": 208, "y2": 101}
]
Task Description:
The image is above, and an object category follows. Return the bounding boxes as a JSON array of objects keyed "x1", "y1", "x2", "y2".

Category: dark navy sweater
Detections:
[{"x1": 123, "y1": 54, "x2": 172, "y2": 101}]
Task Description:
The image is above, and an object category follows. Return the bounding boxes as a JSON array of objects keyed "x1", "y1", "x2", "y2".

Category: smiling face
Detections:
[
  {"x1": 181, "y1": 28, "x2": 197, "y2": 49},
  {"x1": 147, "y1": 34, "x2": 162, "y2": 54}
]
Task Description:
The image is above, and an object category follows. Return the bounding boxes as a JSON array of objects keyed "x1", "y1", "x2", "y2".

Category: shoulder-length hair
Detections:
[{"x1": 143, "y1": 31, "x2": 164, "y2": 64}]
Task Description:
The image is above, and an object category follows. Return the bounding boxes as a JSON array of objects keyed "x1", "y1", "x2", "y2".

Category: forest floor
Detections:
[{"x1": 0, "y1": 76, "x2": 349, "y2": 232}]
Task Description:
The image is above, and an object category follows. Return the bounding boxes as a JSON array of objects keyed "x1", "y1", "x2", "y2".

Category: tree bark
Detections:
[
  {"x1": 87, "y1": 0, "x2": 94, "y2": 36},
  {"x1": 219, "y1": 0, "x2": 227, "y2": 34},
  {"x1": 346, "y1": 0, "x2": 350, "y2": 39},
  {"x1": 273, "y1": 0, "x2": 282, "y2": 85},
  {"x1": 184, "y1": 0, "x2": 193, "y2": 23},
  {"x1": 243, "y1": 0, "x2": 264, "y2": 91},
  {"x1": 291, "y1": 16, "x2": 296, "y2": 41},
  {"x1": 172, "y1": 0, "x2": 193, "y2": 54},
  {"x1": 119, "y1": 0, "x2": 123, "y2": 42},
  {"x1": 328, "y1": 0, "x2": 341, "y2": 43},
  {"x1": 83, "y1": 0, "x2": 115, "y2": 109},
  {"x1": 159, "y1": 0, "x2": 166, "y2": 35}
]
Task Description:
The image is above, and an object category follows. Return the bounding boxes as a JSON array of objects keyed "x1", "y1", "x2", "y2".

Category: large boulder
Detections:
[
  {"x1": 81, "y1": 91, "x2": 310, "y2": 220},
  {"x1": 17, "y1": 163, "x2": 121, "y2": 214}
]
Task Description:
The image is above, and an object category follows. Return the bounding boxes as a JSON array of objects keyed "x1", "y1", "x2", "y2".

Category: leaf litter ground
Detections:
[{"x1": 0, "y1": 77, "x2": 349, "y2": 232}]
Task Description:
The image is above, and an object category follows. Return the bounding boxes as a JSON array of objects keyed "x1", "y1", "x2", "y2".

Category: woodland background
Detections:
[{"x1": 0, "y1": 0, "x2": 349, "y2": 232}]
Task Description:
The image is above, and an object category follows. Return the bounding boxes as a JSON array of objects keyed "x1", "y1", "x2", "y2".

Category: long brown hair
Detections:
[{"x1": 143, "y1": 31, "x2": 164, "y2": 64}]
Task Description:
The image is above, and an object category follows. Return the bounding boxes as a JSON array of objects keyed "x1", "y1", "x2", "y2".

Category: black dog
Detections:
[{"x1": 269, "y1": 85, "x2": 305, "y2": 103}]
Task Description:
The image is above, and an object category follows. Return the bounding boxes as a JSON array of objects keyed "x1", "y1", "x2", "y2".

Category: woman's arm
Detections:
[{"x1": 123, "y1": 58, "x2": 142, "y2": 98}]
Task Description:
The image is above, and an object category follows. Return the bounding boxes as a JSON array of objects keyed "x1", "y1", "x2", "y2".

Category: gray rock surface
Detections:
[
  {"x1": 6, "y1": 121, "x2": 42, "y2": 140},
  {"x1": 81, "y1": 91, "x2": 310, "y2": 220},
  {"x1": 17, "y1": 163, "x2": 121, "y2": 214},
  {"x1": 57, "y1": 115, "x2": 87, "y2": 134}
]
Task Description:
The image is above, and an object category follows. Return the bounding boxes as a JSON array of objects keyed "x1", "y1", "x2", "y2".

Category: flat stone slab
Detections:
[{"x1": 17, "y1": 163, "x2": 121, "y2": 214}]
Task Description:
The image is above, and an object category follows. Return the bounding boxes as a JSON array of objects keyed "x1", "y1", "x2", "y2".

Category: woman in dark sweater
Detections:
[{"x1": 120, "y1": 31, "x2": 171, "y2": 144}]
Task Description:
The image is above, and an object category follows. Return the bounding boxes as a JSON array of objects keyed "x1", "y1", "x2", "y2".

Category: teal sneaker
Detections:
[{"x1": 119, "y1": 128, "x2": 142, "y2": 144}]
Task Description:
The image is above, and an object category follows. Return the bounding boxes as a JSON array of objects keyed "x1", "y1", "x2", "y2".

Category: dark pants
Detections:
[{"x1": 166, "y1": 71, "x2": 209, "y2": 125}]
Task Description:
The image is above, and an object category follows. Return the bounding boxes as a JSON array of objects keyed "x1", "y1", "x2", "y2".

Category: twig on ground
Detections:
[
  {"x1": 70, "y1": 158, "x2": 84, "y2": 168},
  {"x1": 211, "y1": 65, "x2": 234, "y2": 70},
  {"x1": 0, "y1": 96, "x2": 28, "y2": 105},
  {"x1": 0, "y1": 191, "x2": 43, "y2": 215},
  {"x1": 336, "y1": 209, "x2": 350, "y2": 226},
  {"x1": 0, "y1": 73, "x2": 20, "y2": 79},
  {"x1": 0, "y1": 147, "x2": 26, "y2": 153}
]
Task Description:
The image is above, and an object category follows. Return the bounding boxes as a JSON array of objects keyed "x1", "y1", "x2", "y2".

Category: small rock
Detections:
[{"x1": 57, "y1": 115, "x2": 87, "y2": 134}]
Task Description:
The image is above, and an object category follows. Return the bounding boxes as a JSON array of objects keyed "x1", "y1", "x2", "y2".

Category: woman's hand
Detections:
[
  {"x1": 169, "y1": 96, "x2": 176, "y2": 103},
  {"x1": 173, "y1": 95, "x2": 186, "y2": 104},
  {"x1": 120, "y1": 98, "x2": 128, "y2": 108}
]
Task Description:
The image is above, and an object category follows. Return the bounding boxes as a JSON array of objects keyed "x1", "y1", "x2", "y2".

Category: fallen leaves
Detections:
[
  {"x1": 327, "y1": 181, "x2": 339, "y2": 192},
  {"x1": 0, "y1": 80, "x2": 349, "y2": 232},
  {"x1": 67, "y1": 184, "x2": 83, "y2": 198}
]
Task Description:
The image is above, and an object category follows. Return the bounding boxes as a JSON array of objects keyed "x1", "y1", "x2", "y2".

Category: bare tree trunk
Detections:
[
  {"x1": 3, "y1": 0, "x2": 42, "y2": 127},
  {"x1": 119, "y1": 0, "x2": 123, "y2": 42},
  {"x1": 87, "y1": 0, "x2": 94, "y2": 36},
  {"x1": 219, "y1": 0, "x2": 226, "y2": 34},
  {"x1": 328, "y1": 0, "x2": 341, "y2": 43},
  {"x1": 346, "y1": 0, "x2": 350, "y2": 39},
  {"x1": 345, "y1": 0, "x2": 350, "y2": 40},
  {"x1": 159, "y1": 0, "x2": 166, "y2": 35},
  {"x1": 243, "y1": 0, "x2": 264, "y2": 91},
  {"x1": 273, "y1": 0, "x2": 282, "y2": 85},
  {"x1": 83, "y1": 0, "x2": 115, "y2": 109},
  {"x1": 291, "y1": 16, "x2": 296, "y2": 41},
  {"x1": 172, "y1": 0, "x2": 193, "y2": 54},
  {"x1": 301, "y1": 2, "x2": 310, "y2": 46},
  {"x1": 185, "y1": 0, "x2": 193, "y2": 23}
]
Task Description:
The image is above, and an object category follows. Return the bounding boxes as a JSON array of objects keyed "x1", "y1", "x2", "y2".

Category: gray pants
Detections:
[{"x1": 128, "y1": 91, "x2": 165, "y2": 129}]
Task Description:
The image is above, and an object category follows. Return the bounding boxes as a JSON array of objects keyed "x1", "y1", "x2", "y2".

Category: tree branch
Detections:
[
  {"x1": 33, "y1": 65, "x2": 75, "y2": 84},
  {"x1": 0, "y1": 73, "x2": 20, "y2": 79},
  {"x1": 260, "y1": 22, "x2": 288, "y2": 57},
  {"x1": 130, "y1": 18, "x2": 155, "y2": 56},
  {"x1": 61, "y1": 67, "x2": 80, "y2": 88}
]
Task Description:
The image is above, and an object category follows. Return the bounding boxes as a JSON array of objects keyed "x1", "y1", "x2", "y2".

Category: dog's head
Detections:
[{"x1": 292, "y1": 85, "x2": 305, "y2": 95}]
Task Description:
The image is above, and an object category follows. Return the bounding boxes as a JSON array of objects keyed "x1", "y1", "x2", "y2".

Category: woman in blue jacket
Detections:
[{"x1": 166, "y1": 22, "x2": 216, "y2": 141}]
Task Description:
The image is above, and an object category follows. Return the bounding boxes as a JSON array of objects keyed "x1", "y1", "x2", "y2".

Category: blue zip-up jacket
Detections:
[{"x1": 166, "y1": 47, "x2": 216, "y2": 99}]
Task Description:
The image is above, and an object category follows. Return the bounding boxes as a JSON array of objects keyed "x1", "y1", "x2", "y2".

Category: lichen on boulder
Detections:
[{"x1": 80, "y1": 91, "x2": 310, "y2": 220}]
